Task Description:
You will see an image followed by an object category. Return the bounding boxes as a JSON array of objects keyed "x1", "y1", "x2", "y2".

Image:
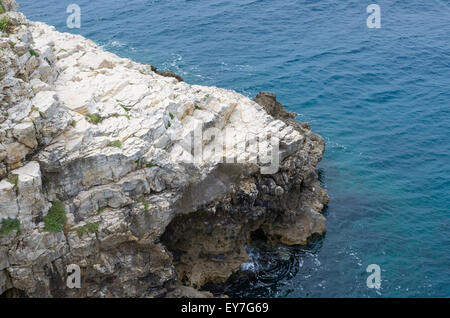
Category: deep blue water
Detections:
[{"x1": 17, "y1": 0, "x2": 450, "y2": 297}]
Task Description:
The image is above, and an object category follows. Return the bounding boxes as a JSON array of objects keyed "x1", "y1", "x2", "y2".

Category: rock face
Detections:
[{"x1": 0, "y1": 0, "x2": 329, "y2": 297}]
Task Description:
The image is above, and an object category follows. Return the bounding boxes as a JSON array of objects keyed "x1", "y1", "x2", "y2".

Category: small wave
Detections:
[{"x1": 99, "y1": 40, "x2": 137, "y2": 53}]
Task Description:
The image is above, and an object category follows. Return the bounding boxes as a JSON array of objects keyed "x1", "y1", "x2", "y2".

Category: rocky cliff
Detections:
[{"x1": 0, "y1": 1, "x2": 329, "y2": 297}]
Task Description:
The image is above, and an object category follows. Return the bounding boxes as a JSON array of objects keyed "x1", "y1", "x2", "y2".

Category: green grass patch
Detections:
[
  {"x1": 195, "y1": 105, "x2": 202, "y2": 110},
  {"x1": 169, "y1": 112, "x2": 174, "y2": 120},
  {"x1": 6, "y1": 174, "x2": 18, "y2": 190},
  {"x1": 97, "y1": 207, "x2": 104, "y2": 214},
  {"x1": 42, "y1": 177, "x2": 50, "y2": 186},
  {"x1": 87, "y1": 222, "x2": 99, "y2": 232},
  {"x1": 85, "y1": 113, "x2": 103, "y2": 125},
  {"x1": 117, "y1": 104, "x2": 131, "y2": 119},
  {"x1": 73, "y1": 226, "x2": 87, "y2": 237},
  {"x1": 29, "y1": 49, "x2": 39, "y2": 57},
  {"x1": 167, "y1": 121, "x2": 171, "y2": 128},
  {"x1": 141, "y1": 199, "x2": 150, "y2": 211},
  {"x1": 43, "y1": 200, "x2": 67, "y2": 233},
  {"x1": 120, "y1": 104, "x2": 130, "y2": 112},
  {"x1": 0, "y1": 17, "x2": 12, "y2": 34},
  {"x1": 72, "y1": 222, "x2": 99, "y2": 237},
  {"x1": 146, "y1": 162, "x2": 157, "y2": 168},
  {"x1": 0, "y1": 6, "x2": 4, "y2": 14},
  {"x1": 0, "y1": 218, "x2": 21, "y2": 236},
  {"x1": 8, "y1": 41, "x2": 15, "y2": 48},
  {"x1": 109, "y1": 140, "x2": 122, "y2": 148}
]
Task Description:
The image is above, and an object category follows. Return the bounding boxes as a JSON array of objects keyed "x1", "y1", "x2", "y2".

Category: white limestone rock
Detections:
[
  {"x1": 0, "y1": 179, "x2": 19, "y2": 219},
  {"x1": 12, "y1": 161, "x2": 49, "y2": 229},
  {"x1": 1, "y1": 0, "x2": 19, "y2": 12}
]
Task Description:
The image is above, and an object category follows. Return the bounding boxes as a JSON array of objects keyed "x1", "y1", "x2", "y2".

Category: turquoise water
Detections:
[{"x1": 17, "y1": 0, "x2": 450, "y2": 297}]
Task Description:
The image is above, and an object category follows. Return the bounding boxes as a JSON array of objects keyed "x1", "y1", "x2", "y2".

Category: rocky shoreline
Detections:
[{"x1": 0, "y1": 1, "x2": 328, "y2": 297}]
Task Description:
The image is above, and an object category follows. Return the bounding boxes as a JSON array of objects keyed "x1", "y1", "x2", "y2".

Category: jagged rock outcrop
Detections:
[{"x1": 0, "y1": 0, "x2": 329, "y2": 297}]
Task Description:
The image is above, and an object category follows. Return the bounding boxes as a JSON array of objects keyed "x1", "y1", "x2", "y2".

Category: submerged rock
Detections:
[{"x1": 0, "y1": 0, "x2": 329, "y2": 297}]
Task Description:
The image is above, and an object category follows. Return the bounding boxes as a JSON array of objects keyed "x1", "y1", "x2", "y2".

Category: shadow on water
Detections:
[{"x1": 201, "y1": 235, "x2": 327, "y2": 298}]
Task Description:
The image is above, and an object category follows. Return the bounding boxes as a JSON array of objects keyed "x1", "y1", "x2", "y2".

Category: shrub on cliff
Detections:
[
  {"x1": 0, "y1": 218, "x2": 21, "y2": 236},
  {"x1": 85, "y1": 113, "x2": 103, "y2": 124},
  {"x1": 29, "y1": 48, "x2": 39, "y2": 57},
  {"x1": 72, "y1": 222, "x2": 99, "y2": 237},
  {"x1": 109, "y1": 140, "x2": 122, "y2": 148},
  {"x1": 43, "y1": 200, "x2": 67, "y2": 232},
  {"x1": 0, "y1": 17, "x2": 13, "y2": 35}
]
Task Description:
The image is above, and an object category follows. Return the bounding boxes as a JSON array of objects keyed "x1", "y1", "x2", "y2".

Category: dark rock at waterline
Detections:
[
  {"x1": 151, "y1": 65, "x2": 184, "y2": 82},
  {"x1": 254, "y1": 92, "x2": 311, "y2": 130}
]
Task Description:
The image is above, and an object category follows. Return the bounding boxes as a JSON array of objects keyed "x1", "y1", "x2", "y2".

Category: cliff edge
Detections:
[{"x1": 0, "y1": 1, "x2": 329, "y2": 297}]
